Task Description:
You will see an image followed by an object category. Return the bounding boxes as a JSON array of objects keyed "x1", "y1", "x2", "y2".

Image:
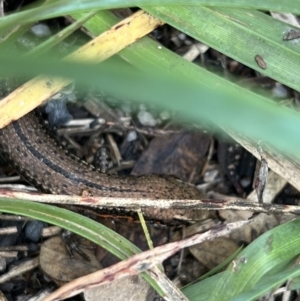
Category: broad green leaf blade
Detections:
[
  {"x1": 208, "y1": 218, "x2": 300, "y2": 301},
  {"x1": 231, "y1": 265, "x2": 300, "y2": 301},
  {"x1": 181, "y1": 247, "x2": 242, "y2": 300},
  {"x1": 183, "y1": 219, "x2": 300, "y2": 301},
  {"x1": 143, "y1": 6, "x2": 300, "y2": 93},
  {"x1": 287, "y1": 274, "x2": 300, "y2": 290},
  {"x1": 182, "y1": 273, "x2": 224, "y2": 301},
  {"x1": 2, "y1": 0, "x2": 300, "y2": 32},
  {"x1": 183, "y1": 265, "x2": 300, "y2": 301},
  {"x1": 183, "y1": 246, "x2": 243, "y2": 288}
]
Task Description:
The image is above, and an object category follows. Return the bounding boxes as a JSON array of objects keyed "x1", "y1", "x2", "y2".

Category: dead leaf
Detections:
[
  {"x1": 40, "y1": 236, "x2": 101, "y2": 285},
  {"x1": 221, "y1": 210, "x2": 279, "y2": 243},
  {"x1": 132, "y1": 131, "x2": 210, "y2": 184},
  {"x1": 84, "y1": 275, "x2": 155, "y2": 301},
  {"x1": 189, "y1": 237, "x2": 239, "y2": 270}
]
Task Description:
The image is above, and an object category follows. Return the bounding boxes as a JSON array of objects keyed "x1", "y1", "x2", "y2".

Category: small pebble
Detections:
[
  {"x1": 25, "y1": 221, "x2": 44, "y2": 242},
  {"x1": 139, "y1": 104, "x2": 147, "y2": 111},
  {"x1": 204, "y1": 170, "x2": 219, "y2": 183},
  {"x1": 127, "y1": 130, "x2": 137, "y2": 142},
  {"x1": 178, "y1": 33, "x2": 186, "y2": 40},
  {"x1": 160, "y1": 111, "x2": 171, "y2": 121},
  {"x1": 30, "y1": 23, "x2": 52, "y2": 38},
  {"x1": 0, "y1": 258, "x2": 6, "y2": 272},
  {"x1": 240, "y1": 177, "x2": 251, "y2": 188},
  {"x1": 137, "y1": 110, "x2": 157, "y2": 126},
  {"x1": 272, "y1": 82, "x2": 288, "y2": 98},
  {"x1": 121, "y1": 103, "x2": 132, "y2": 115},
  {"x1": 45, "y1": 100, "x2": 73, "y2": 126}
]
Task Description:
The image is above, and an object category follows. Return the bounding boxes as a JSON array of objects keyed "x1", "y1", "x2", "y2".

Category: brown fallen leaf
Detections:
[
  {"x1": 84, "y1": 275, "x2": 155, "y2": 301},
  {"x1": 132, "y1": 130, "x2": 211, "y2": 184},
  {"x1": 40, "y1": 236, "x2": 101, "y2": 286},
  {"x1": 189, "y1": 236, "x2": 239, "y2": 270}
]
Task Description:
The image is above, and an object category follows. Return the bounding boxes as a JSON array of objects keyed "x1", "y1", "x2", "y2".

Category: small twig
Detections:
[
  {"x1": 0, "y1": 245, "x2": 30, "y2": 251},
  {"x1": 0, "y1": 214, "x2": 32, "y2": 221},
  {"x1": 0, "y1": 176, "x2": 21, "y2": 183},
  {"x1": 0, "y1": 251, "x2": 18, "y2": 258},
  {"x1": 247, "y1": 170, "x2": 286, "y2": 204},
  {"x1": 0, "y1": 189, "x2": 300, "y2": 215},
  {"x1": 0, "y1": 0, "x2": 4, "y2": 18},
  {"x1": 0, "y1": 226, "x2": 18, "y2": 235},
  {"x1": 255, "y1": 142, "x2": 268, "y2": 203},
  {"x1": 0, "y1": 257, "x2": 39, "y2": 283},
  {"x1": 123, "y1": 124, "x2": 183, "y2": 137},
  {"x1": 226, "y1": 129, "x2": 300, "y2": 194},
  {"x1": 42, "y1": 226, "x2": 62, "y2": 237},
  {"x1": 137, "y1": 209, "x2": 154, "y2": 250}
]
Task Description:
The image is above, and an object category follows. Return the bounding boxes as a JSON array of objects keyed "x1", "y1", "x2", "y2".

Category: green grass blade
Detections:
[
  {"x1": 2, "y1": 55, "x2": 300, "y2": 161},
  {"x1": 182, "y1": 246, "x2": 243, "y2": 289},
  {"x1": 180, "y1": 247, "x2": 242, "y2": 300},
  {"x1": 208, "y1": 218, "x2": 300, "y2": 301},
  {"x1": 24, "y1": 10, "x2": 99, "y2": 57},
  {"x1": 183, "y1": 264, "x2": 300, "y2": 301},
  {"x1": 0, "y1": 198, "x2": 141, "y2": 258},
  {"x1": 0, "y1": 198, "x2": 166, "y2": 295},
  {"x1": 144, "y1": 6, "x2": 300, "y2": 92},
  {"x1": 287, "y1": 274, "x2": 300, "y2": 291},
  {"x1": 183, "y1": 273, "x2": 224, "y2": 301},
  {"x1": 182, "y1": 219, "x2": 300, "y2": 301},
  {"x1": 0, "y1": 23, "x2": 33, "y2": 53},
  {"x1": 231, "y1": 265, "x2": 300, "y2": 301},
  {"x1": 2, "y1": 0, "x2": 300, "y2": 32}
]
